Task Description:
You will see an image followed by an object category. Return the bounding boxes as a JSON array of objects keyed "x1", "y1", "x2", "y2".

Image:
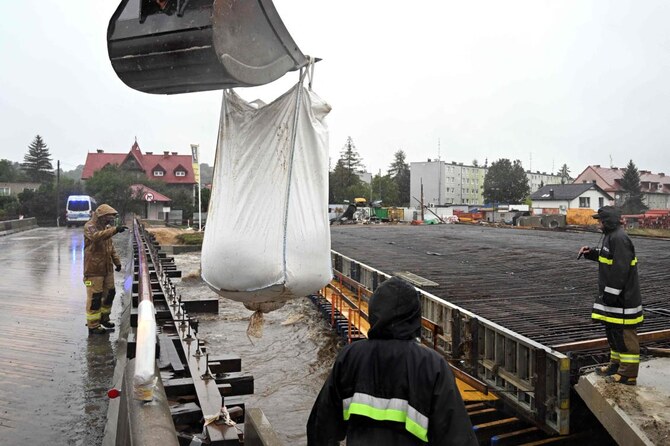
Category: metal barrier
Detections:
[{"x1": 332, "y1": 250, "x2": 571, "y2": 435}]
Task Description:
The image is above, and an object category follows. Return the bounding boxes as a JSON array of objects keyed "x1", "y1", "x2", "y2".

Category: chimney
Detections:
[
  {"x1": 660, "y1": 173, "x2": 665, "y2": 177},
  {"x1": 594, "y1": 165, "x2": 600, "y2": 168},
  {"x1": 163, "y1": 151, "x2": 169, "y2": 156},
  {"x1": 96, "y1": 149, "x2": 104, "y2": 153},
  {"x1": 549, "y1": 188, "x2": 554, "y2": 199},
  {"x1": 172, "y1": 152, "x2": 178, "y2": 155},
  {"x1": 146, "y1": 152, "x2": 152, "y2": 155}
]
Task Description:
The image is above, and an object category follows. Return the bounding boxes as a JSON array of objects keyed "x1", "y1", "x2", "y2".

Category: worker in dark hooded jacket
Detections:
[
  {"x1": 307, "y1": 277, "x2": 477, "y2": 445},
  {"x1": 578, "y1": 206, "x2": 643, "y2": 385},
  {"x1": 83, "y1": 204, "x2": 128, "y2": 334}
]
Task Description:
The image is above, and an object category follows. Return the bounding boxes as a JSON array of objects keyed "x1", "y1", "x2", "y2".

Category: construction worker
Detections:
[
  {"x1": 578, "y1": 206, "x2": 643, "y2": 385},
  {"x1": 307, "y1": 277, "x2": 477, "y2": 445},
  {"x1": 83, "y1": 204, "x2": 127, "y2": 335}
]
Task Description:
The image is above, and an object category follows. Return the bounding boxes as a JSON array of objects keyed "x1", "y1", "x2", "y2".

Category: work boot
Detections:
[
  {"x1": 101, "y1": 320, "x2": 116, "y2": 329},
  {"x1": 605, "y1": 374, "x2": 637, "y2": 386},
  {"x1": 596, "y1": 363, "x2": 619, "y2": 376},
  {"x1": 88, "y1": 326, "x2": 107, "y2": 335}
]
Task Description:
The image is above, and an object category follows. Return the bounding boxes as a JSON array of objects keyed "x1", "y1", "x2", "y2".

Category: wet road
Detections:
[
  {"x1": 172, "y1": 253, "x2": 341, "y2": 445},
  {"x1": 0, "y1": 227, "x2": 131, "y2": 445}
]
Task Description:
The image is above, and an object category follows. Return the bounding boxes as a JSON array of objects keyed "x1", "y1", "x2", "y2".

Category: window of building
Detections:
[
  {"x1": 599, "y1": 197, "x2": 604, "y2": 208},
  {"x1": 175, "y1": 171, "x2": 186, "y2": 177},
  {"x1": 0, "y1": 187, "x2": 10, "y2": 196},
  {"x1": 579, "y1": 197, "x2": 591, "y2": 208},
  {"x1": 153, "y1": 170, "x2": 164, "y2": 177}
]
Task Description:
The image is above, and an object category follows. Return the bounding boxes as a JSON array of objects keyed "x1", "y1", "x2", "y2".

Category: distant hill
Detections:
[{"x1": 61, "y1": 164, "x2": 84, "y2": 181}]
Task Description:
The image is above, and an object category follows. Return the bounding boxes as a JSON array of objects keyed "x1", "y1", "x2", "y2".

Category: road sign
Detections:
[{"x1": 145, "y1": 193, "x2": 154, "y2": 202}]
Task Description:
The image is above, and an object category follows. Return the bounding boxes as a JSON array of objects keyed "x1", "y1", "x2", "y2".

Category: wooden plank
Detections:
[
  {"x1": 393, "y1": 271, "x2": 439, "y2": 287},
  {"x1": 552, "y1": 329, "x2": 670, "y2": 353},
  {"x1": 158, "y1": 335, "x2": 184, "y2": 372}
]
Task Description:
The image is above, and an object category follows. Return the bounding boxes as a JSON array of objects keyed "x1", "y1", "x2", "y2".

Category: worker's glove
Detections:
[
  {"x1": 116, "y1": 225, "x2": 128, "y2": 233},
  {"x1": 115, "y1": 264, "x2": 122, "y2": 272}
]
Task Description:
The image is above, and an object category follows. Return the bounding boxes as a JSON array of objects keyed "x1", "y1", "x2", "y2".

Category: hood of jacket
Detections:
[
  {"x1": 92, "y1": 204, "x2": 118, "y2": 225},
  {"x1": 368, "y1": 277, "x2": 422, "y2": 340},
  {"x1": 593, "y1": 206, "x2": 621, "y2": 233}
]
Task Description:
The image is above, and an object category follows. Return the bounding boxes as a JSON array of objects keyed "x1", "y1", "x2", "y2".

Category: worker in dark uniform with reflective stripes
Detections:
[
  {"x1": 578, "y1": 206, "x2": 643, "y2": 385},
  {"x1": 83, "y1": 204, "x2": 127, "y2": 335},
  {"x1": 306, "y1": 277, "x2": 477, "y2": 445}
]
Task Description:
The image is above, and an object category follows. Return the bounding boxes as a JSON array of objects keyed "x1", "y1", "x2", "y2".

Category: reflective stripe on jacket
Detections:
[
  {"x1": 585, "y1": 227, "x2": 643, "y2": 327},
  {"x1": 307, "y1": 338, "x2": 477, "y2": 445}
]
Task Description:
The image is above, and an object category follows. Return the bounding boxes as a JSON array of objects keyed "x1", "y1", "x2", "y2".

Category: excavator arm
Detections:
[{"x1": 107, "y1": 0, "x2": 308, "y2": 94}]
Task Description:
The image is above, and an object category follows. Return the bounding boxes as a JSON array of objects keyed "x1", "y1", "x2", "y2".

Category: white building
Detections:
[
  {"x1": 530, "y1": 183, "x2": 613, "y2": 214},
  {"x1": 410, "y1": 160, "x2": 486, "y2": 206}
]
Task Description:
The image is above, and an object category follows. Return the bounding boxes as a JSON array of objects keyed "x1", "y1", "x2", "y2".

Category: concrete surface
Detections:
[{"x1": 575, "y1": 358, "x2": 670, "y2": 446}]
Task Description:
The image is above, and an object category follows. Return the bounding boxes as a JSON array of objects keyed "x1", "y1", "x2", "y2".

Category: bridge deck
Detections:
[{"x1": 0, "y1": 227, "x2": 129, "y2": 445}]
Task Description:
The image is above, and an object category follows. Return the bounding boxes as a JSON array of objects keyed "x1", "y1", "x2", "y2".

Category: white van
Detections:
[{"x1": 65, "y1": 195, "x2": 97, "y2": 227}]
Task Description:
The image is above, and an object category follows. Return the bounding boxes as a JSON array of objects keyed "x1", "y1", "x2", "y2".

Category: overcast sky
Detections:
[{"x1": 2, "y1": 1, "x2": 670, "y2": 178}]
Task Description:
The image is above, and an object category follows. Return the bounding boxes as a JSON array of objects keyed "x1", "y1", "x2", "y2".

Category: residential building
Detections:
[
  {"x1": 410, "y1": 160, "x2": 564, "y2": 206},
  {"x1": 526, "y1": 170, "x2": 567, "y2": 193},
  {"x1": 0, "y1": 182, "x2": 41, "y2": 197},
  {"x1": 81, "y1": 141, "x2": 196, "y2": 191},
  {"x1": 410, "y1": 160, "x2": 486, "y2": 206},
  {"x1": 573, "y1": 165, "x2": 670, "y2": 209},
  {"x1": 530, "y1": 183, "x2": 613, "y2": 214}
]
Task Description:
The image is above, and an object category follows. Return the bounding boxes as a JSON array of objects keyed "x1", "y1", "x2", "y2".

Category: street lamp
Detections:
[{"x1": 491, "y1": 187, "x2": 500, "y2": 223}]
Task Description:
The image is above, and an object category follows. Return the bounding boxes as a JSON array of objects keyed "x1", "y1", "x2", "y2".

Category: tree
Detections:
[
  {"x1": 482, "y1": 159, "x2": 529, "y2": 204},
  {"x1": 387, "y1": 150, "x2": 410, "y2": 206},
  {"x1": 619, "y1": 160, "x2": 647, "y2": 214},
  {"x1": 0, "y1": 159, "x2": 28, "y2": 182},
  {"x1": 371, "y1": 173, "x2": 400, "y2": 206},
  {"x1": 329, "y1": 137, "x2": 366, "y2": 203},
  {"x1": 22, "y1": 135, "x2": 54, "y2": 183},
  {"x1": 85, "y1": 164, "x2": 136, "y2": 217},
  {"x1": 558, "y1": 164, "x2": 571, "y2": 184}
]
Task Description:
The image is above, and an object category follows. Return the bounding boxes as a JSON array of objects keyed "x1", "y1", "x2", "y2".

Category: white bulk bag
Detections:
[{"x1": 201, "y1": 82, "x2": 332, "y2": 305}]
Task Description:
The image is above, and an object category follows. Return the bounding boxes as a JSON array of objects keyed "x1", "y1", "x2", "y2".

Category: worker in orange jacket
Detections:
[{"x1": 83, "y1": 204, "x2": 127, "y2": 335}]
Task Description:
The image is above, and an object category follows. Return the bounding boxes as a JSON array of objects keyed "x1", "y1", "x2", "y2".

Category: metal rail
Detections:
[
  {"x1": 137, "y1": 223, "x2": 243, "y2": 444},
  {"x1": 332, "y1": 250, "x2": 571, "y2": 435}
]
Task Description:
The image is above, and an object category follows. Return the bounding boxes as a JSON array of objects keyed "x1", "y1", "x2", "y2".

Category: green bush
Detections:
[{"x1": 176, "y1": 232, "x2": 204, "y2": 245}]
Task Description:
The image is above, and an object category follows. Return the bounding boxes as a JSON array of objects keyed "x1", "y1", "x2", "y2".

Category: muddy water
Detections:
[{"x1": 173, "y1": 253, "x2": 342, "y2": 445}]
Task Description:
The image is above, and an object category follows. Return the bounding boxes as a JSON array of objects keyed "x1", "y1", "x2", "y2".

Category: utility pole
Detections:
[
  {"x1": 420, "y1": 180, "x2": 425, "y2": 221},
  {"x1": 191, "y1": 144, "x2": 202, "y2": 231},
  {"x1": 56, "y1": 160, "x2": 60, "y2": 227}
]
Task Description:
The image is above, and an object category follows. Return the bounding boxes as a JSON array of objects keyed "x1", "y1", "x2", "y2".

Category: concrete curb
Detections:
[{"x1": 0, "y1": 217, "x2": 39, "y2": 237}]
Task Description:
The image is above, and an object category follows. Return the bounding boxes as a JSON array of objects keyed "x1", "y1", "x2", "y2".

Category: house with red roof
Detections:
[
  {"x1": 573, "y1": 165, "x2": 670, "y2": 209},
  {"x1": 81, "y1": 141, "x2": 196, "y2": 191}
]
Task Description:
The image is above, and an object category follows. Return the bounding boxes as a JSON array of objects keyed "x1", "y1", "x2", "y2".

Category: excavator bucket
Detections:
[{"x1": 107, "y1": 0, "x2": 308, "y2": 94}]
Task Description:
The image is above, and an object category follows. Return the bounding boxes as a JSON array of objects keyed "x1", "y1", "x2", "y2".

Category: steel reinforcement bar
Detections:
[{"x1": 332, "y1": 250, "x2": 571, "y2": 436}]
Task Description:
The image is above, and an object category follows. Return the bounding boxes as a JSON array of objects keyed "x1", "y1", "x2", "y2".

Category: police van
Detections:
[{"x1": 65, "y1": 195, "x2": 97, "y2": 227}]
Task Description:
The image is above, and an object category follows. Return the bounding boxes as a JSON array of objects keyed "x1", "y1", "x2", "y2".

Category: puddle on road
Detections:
[{"x1": 173, "y1": 252, "x2": 342, "y2": 445}]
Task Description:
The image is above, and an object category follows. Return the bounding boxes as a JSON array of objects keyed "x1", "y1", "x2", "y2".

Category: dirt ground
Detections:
[
  {"x1": 146, "y1": 227, "x2": 187, "y2": 245},
  {"x1": 597, "y1": 379, "x2": 670, "y2": 445}
]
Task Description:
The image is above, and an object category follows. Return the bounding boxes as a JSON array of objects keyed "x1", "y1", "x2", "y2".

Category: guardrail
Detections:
[
  {"x1": 0, "y1": 217, "x2": 37, "y2": 235},
  {"x1": 331, "y1": 250, "x2": 571, "y2": 435}
]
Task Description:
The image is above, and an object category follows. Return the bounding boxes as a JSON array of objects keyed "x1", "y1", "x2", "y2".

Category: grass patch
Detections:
[
  {"x1": 627, "y1": 228, "x2": 670, "y2": 238},
  {"x1": 176, "y1": 232, "x2": 204, "y2": 245}
]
